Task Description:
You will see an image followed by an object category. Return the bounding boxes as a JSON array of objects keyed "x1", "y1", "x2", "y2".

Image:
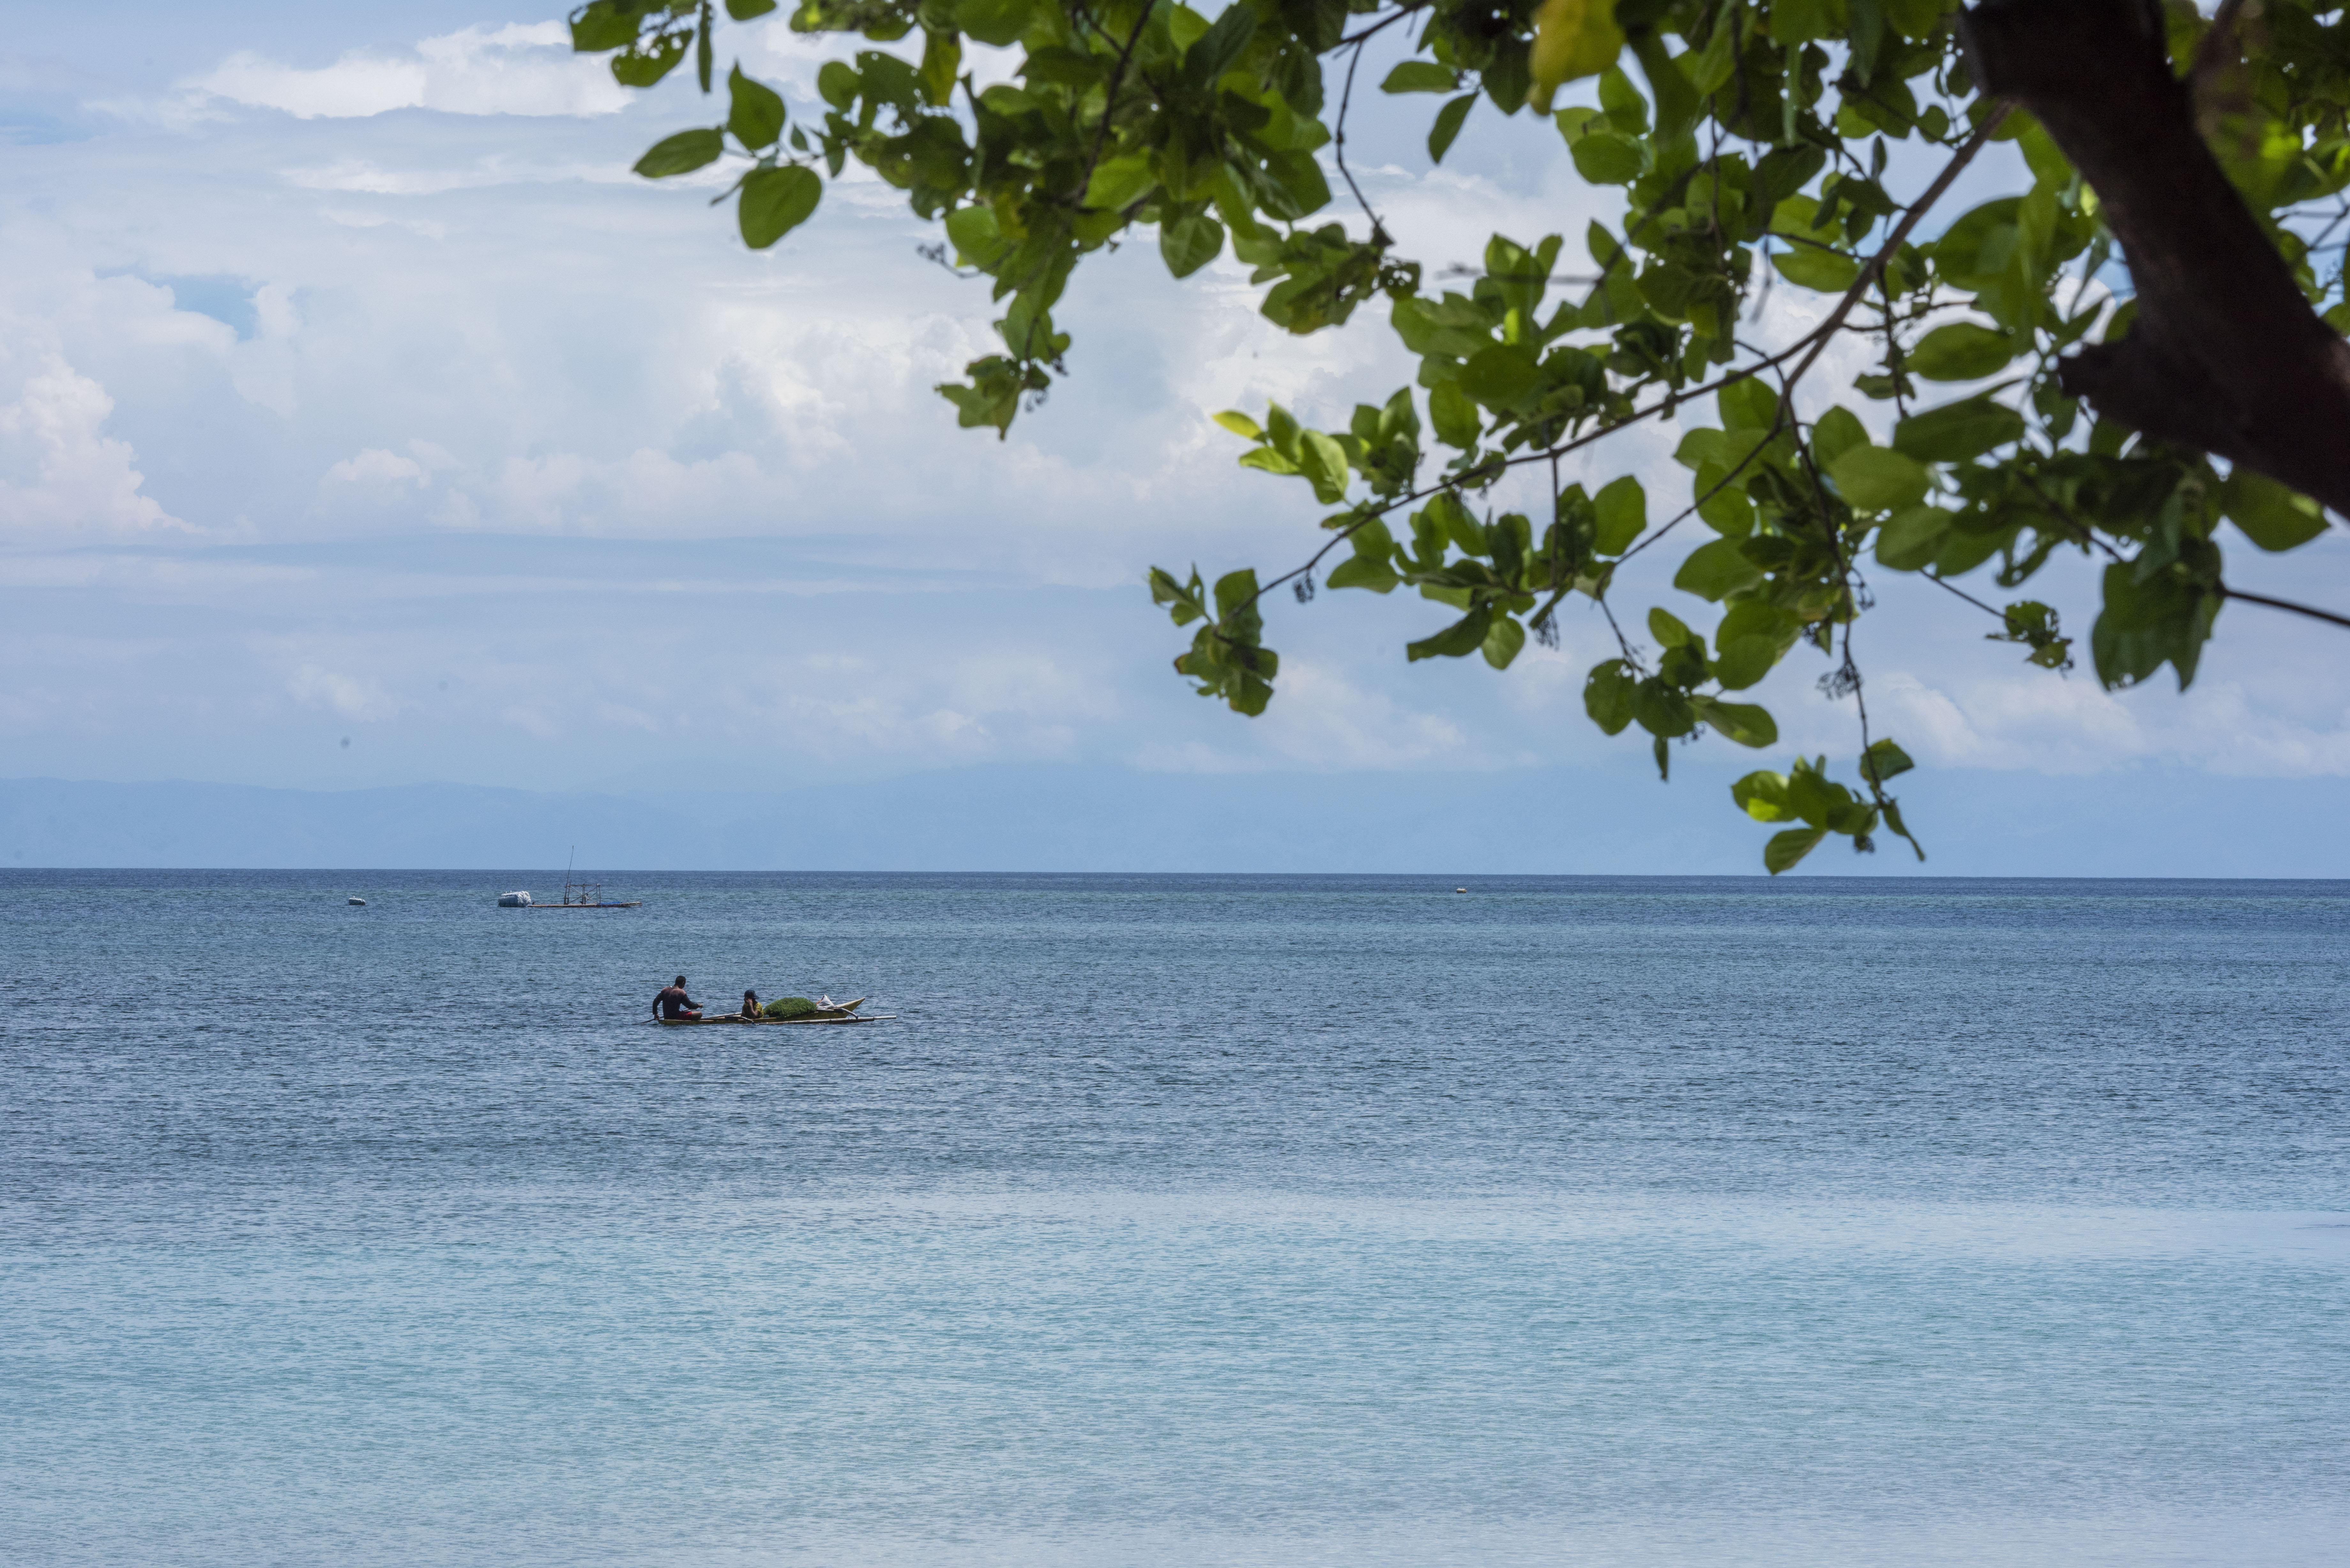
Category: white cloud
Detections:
[
  {"x1": 0, "y1": 356, "x2": 188, "y2": 541},
  {"x1": 1871, "y1": 668, "x2": 2350, "y2": 778},
  {"x1": 6, "y1": 10, "x2": 2345, "y2": 814},
  {"x1": 191, "y1": 24, "x2": 631, "y2": 121},
  {"x1": 287, "y1": 664, "x2": 400, "y2": 720},
  {"x1": 1136, "y1": 661, "x2": 1482, "y2": 773},
  {"x1": 326, "y1": 448, "x2": 428, "y2": 486}
]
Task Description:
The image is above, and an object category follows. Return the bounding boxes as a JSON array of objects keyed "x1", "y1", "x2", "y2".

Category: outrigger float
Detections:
[{"x1": 659, "y1": 997, "x2": 892, "y2": 1026}]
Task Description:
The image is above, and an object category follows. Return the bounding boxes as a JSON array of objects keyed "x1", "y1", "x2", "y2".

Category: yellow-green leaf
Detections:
[{"x1": 1528, "y1": 0, "x2": 1625, "y2": 115}]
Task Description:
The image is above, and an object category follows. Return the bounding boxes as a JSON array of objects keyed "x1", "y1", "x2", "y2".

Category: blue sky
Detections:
[{"x1": 3, "y1": 5, "x2": 2346, "y2": 873}]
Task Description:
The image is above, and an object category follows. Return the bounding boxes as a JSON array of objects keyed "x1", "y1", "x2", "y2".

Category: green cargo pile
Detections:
[{"x1": 763, "y1": 996, "x2": 816, "y2": 1018}]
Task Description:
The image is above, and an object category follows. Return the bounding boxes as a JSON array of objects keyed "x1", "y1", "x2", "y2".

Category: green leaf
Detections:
[
  {"x1": 1673, "y1": 537, "x2": 1763, "y2": 601},
  {"x1": 1908, "y1": 323, "x2": 2019, "y2": 381},
  {"x1": 1085, "y1": 155, "x2": 1156, "y2": 213},
  {"x1": 1569, "y1": 131, "x2": 1649, "y2": 185},
  {"x1": 1298, "y1": 430, "x2": 1350, "y2": 502},
  {"x1": 1482, "y1": 614, "x2": 1527, "y2": 669},
  {"x1": 1827, "y1": 445, "x2": 1930, "y2": 512},
  {"x1": 1771, "y1": 246, "x2": 1860, "y2": 291},
  {"x1": 1211, "y1": 410, "x2": 1263, "y2": 440},
  {"x1": 817, "y1": 60, "x2": 859, "y2": 111},
  {"x1": 1859, "y1": 737, "x2": 1915, "y2": 785},
  {"x1": 727, "y1": 65, "x2": 785, "y2": 150},
  {"x1": 1873, "y1": 505, "x2": 1952, "y2": 571},
  {"x1": 725, "y1": 0, "x2": 778, "y2": 18},
  {"x1": 1632, "y1": 677, "x2": 1695, "y2": 738},
  {"x1": 1408, "y1": 608, "x2": 1493, "y2": 661},
  {"x1": 1259, "y1": 150, "x2": 1331, "y2": 220},
  {"x1": 1458, "y1": 345, "x2": 1538, "y2": 408},
  {"x1": 2220, "y1": 471, "x2": 2328, "y2": 552},
  {"x1": 1763, "y1": 825, "x2": 1830, "y2": 874},
  {"x1": 1718, "y1": 378, "x2": 1778, "y2": 432},
  {"x1": 2091, "y1": 559, "x2": 2221, "y2": 691},
  {"x1": 634, "y1": 127, "x2": 724, "y2": 178},
  {"x1": 572, "y1": 2, "x2": 646, "y2": 51},
  {"x1": 1238, "y1": 447, "x2": 1300, "y2": 477},
  {"x1": 1731, "y1": 770, "x2": 1792, "y2": 822},
  {"x1": 1811, "y1": 406, "x2": 1868, "y2": 466},
  {"x1": 1570, "y1": 132, "x2": 1645, "y2": 185},
  {"x1": 1629, "y1": 33, "x2": 1699, "y2": 142},
  {"x1": 1584, "y1": 659, "x2": 1637, "y2": 734},
  {"x1": 1648, "y1": 606, "x2": 1695, "y2": 647},
  {"x1": 1428, "y1": 93, "x2": 1477, "y2": 163},
  {"x1": 1429, "y1": 381, "x2": 1481, "y2": 449},
  {"x1": 919, "y1": 26, "x2": 960, "y2": 107},
  {"x1": 1691, "y1": 695, "x2": 1778, "y2": 748},
  {"x1": 1770, "y1": 0, "x2": 1839, "y2": 44},
  {"x1": 1593, "y1": 476, "x2": 1645, "y2": 554},
  {"x1": 1160, "y1": 213, "x2": 1225, "y2": 278},
  {"x1": 1327, "y1": 554, "x2": 1399, "y2": 593},
  {"x1": 1149, "y1": 566, "x2": 1207, "y2": 624},
  {"x1": 1713, "y1": 600, "x2": 1795, "y2": 690},
  {"x1": 1894, "y1": 396, "x2": 2025, "y2": 462},
  {"x1": 1184, "y1": 0, "x2": 1257, "y2": 84},
  {"x1": 955, "y1": 0, "x2": 1035, "y2": 49},
  {"x1": 1714, "y1": 633, "x2": 1779, "y2": 690},
  {"x1": 739, "y1": 165, "x2": 821, "y2": 249},
  {"x1": 1597, "y1": 66, "x2": 1647, "y2": 133},
  {"x1": 1382, "y1": 61, "x2": 1460, "y2": 94}
]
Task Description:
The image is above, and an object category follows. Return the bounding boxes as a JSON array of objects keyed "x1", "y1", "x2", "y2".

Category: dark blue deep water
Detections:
[{"x1": 4, "y1": 872, "x2": 2347, "y2": 1565}]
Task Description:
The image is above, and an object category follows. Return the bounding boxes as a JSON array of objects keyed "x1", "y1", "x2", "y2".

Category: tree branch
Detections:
[
  {"x1": 1962, "y1": 0, "x2": 2350, "y2": 515},
  {"x1": 2221, "y1": 584, "x2": 2350, "y2": 631}
]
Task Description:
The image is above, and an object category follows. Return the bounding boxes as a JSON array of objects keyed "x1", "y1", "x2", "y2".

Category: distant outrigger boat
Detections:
[
  {"x1": 516, "y1": 849, "x2": 640, "y2": 909},
  {"x1": 534, "y1": 878, "x2": 640, "y2": 909}
]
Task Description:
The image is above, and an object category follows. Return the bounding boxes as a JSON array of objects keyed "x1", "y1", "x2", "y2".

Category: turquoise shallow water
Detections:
[{"x1": 4, "y1": 872, "x2": 2347, "y2": 1565}]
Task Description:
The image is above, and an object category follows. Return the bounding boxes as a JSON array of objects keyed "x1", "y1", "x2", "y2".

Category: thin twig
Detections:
[
  {"x1": 1618, "y1": 411, "x2": 1788, "y2": 562},
  {"x1": 1778, "y1": 102, "x2": 2012, "y2": 396},
  {"x1": 2221, "y1": 584, "x2": 2350, "y2": 630},
  {"x1": 1334, "y1": 37, "x2": 1391, "y2": 246},
  {"x1": 1338, "y1": 3, "x2": 1426, "y2": 48},
  {"x1": 1074, "y1": 1, "x2": 1158, "y2": 209}
]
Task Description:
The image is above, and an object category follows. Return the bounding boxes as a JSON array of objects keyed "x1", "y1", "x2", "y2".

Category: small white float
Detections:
[{"x1": 498, "y1": 891, "x2": 532, "y2": 907}]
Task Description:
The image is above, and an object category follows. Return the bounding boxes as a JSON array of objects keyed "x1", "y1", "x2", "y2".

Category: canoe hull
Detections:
[{"x1": 659, "y1": 1014, "x2": 888, "y2": 1026}]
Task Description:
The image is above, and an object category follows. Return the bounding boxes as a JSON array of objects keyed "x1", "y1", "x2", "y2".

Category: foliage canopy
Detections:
[{"x1": 567, "y1": 0, "x2": 2349, "y2": 870}]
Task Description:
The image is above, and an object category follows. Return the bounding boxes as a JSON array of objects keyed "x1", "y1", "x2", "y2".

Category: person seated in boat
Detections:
[
  {"x1": 653, "y1": 976, "x2": 701, "y2": 1021},
  {"x1": 739, "y1": 989, "x2": 761, "y2": 1021}
]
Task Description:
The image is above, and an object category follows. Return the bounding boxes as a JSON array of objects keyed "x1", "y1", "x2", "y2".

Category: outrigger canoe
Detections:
[
  {"x1": 660, "y1": 1013, "x2": 892, "y2": 1026},
  {"x1": 658, "y1": 997, "x2": 890, "y2": 1026}
]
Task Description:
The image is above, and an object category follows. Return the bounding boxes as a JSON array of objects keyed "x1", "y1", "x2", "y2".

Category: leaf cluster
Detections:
[{"x1": 569, "y1": 0, "x2": 2350, "y2": 871}]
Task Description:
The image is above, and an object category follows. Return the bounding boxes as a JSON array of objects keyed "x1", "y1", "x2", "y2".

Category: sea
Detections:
[{"x1": 3, "y1": 871, "x2": 2346, "y2": 1566}]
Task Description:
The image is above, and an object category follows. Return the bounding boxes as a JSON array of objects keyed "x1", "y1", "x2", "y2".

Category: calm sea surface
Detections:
[{"x1": 4, "y1": 871, "x2": 2346, "y2": 1566}]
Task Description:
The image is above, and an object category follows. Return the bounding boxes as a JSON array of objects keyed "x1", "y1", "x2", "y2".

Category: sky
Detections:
[{"x1": 2, "y1": 4, "x2": 2346, "y2": 874}]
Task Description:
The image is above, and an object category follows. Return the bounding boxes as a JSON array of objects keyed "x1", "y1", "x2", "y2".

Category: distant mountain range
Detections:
[{"x1": 1, "y1": 768, "x2": 2340, "y2": 876}]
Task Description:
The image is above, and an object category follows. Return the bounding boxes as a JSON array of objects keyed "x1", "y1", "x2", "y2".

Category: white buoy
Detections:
[
  {"x1": 1454, "y1": 886, "x2": 1467, "y2": 893},
  {"x1": 497, "y1": 891, "x2": 532, "y2": 907}
]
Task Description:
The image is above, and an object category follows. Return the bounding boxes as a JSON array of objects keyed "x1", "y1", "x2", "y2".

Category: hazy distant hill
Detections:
[{"x1": 0, "y1": 769, "x2": 2339, "y2": 875}]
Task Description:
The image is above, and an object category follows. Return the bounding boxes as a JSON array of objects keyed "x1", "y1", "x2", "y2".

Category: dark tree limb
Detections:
[{"x1": 1962, "y1": 0, "x2": 2350, "y2": 516}]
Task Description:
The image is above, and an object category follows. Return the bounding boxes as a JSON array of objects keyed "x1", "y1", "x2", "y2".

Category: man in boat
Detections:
[{"x1": 653, "y1": 976, "x2": 701, "y2": 1021}]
